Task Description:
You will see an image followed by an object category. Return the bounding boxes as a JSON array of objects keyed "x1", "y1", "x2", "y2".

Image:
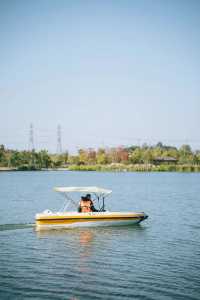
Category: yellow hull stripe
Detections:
[
  {"x1": 36, "y1": 217, "x2": 142, "y2": 225},
  {"x1": 36, "y1": 213, "x2": 144, "y2": 220}
]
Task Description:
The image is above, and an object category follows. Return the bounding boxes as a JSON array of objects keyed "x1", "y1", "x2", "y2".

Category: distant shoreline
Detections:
[
  {"x1": 1, "y1": 143, "x2": 200, "y2": 172},
  {"x1": 1, "y1": 164, "x2": 200, "y2": 172}
]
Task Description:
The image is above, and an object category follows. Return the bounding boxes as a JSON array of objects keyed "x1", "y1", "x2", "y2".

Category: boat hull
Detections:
[{"x1": 35, "y1": 212, "x2": 148, "y2": 229}]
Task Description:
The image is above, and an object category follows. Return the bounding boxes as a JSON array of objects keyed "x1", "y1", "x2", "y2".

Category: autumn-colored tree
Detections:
[
  {"x1": 78, "y1": 149, "x2": 88, "y2": 165},
  {"x1": 117, "y1": 147, "x2": 129, "y2": 163},
  {"x1": 87, "y1": 148, "x2": 97, "y2": 164}
]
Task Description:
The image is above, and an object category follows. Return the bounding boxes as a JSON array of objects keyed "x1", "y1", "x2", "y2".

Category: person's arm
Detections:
[{"x1": 91, "y1": 200, "x2": 98, "y2": 212}]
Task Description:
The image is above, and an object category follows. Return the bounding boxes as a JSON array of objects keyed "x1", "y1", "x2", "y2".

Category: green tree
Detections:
[
  {"x1": 180, "y1": 144, "x2": 192, "y2": 154},
  {"x1": 194, "y1": 151, "x2": 200, "y2": 164},
  {"x1": 179, "y1": 144, "x2": 193, "y2": 164},
  {"x1": 96, "y1": 148, "x2": 107, "y2": 164},
  {"x1": 10, "y1": 151, "x2": 23, "y2": 167},
  {"x1": 0, "y1": 145, "x2": 7, "y2": 166},
  {"x1": 142, "y1": 149, "x2": 153, "y2": 163},
  {"x1": 156, "y1": 142, "x2": 164, "y2": 149},
  {"x1": 152, "y1": 147, "x2": 163, "y2": 159},
  {"x1": 38, "y1": 150, "x2": 52, "y2": 168},
  {"x1": 68, "y1": 155, "x2": 79, "y2": 165},
  {"x1": 129, "y1": 148, "x2": 142, "y2": 164}
]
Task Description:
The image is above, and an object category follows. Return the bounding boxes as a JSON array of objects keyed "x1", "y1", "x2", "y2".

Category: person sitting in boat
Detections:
[
  {"x1": 86, "y1": 194, "x2": 98, "y2": 212},
  {"x1": 78, "y1": 195, "x2": 98, "y2": 213},
  {"x1": 78, "y1": 196, "x2": 92, "y2": 213}
]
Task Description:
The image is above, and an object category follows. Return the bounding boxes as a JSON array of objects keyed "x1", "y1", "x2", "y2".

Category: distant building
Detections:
[{"x1": 153, "y1": 157, "x2": 178, "y2": 165}]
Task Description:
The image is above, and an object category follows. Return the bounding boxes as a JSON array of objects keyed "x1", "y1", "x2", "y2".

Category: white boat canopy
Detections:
[{"x1": 54, "y1": 186, "x2": 112, "y2": 195}]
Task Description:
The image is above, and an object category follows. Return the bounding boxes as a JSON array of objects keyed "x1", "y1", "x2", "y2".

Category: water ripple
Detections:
[{"x1": 1, "y1": 172, "x2": 200, "y2": 299}]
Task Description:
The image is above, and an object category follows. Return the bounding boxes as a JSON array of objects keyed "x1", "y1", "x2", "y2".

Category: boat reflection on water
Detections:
[
  {"x1": 35, "y1": 224, "x2": 146, "y2": 248},
  {"x1": 79, "y1": 229, "x2": 94, "y2": 246},
  {"x1": 36, "y1": 227, "x2": 96, "y2": 272},
  {"x1": 35, "y1": 225, "x2": 147, "y2": 299}
]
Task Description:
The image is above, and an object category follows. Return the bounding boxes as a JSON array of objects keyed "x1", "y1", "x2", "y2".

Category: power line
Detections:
[
  {"x1": 57, "y1": 124, "x2": 62, "y2": 154},
  {"x1": 28, "y1": 123, "x2": 34, "y2": 151}
]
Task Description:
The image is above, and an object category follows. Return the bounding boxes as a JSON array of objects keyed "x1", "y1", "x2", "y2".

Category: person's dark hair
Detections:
[
  {"x1": 86, "y1": 194, "x2": 91, "y2": 199},
  {"x1": 81, "y1": 196, "x2": 87, "y2": 201}
]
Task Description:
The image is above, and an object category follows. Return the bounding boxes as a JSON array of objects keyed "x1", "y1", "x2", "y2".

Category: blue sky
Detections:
[{"x1": 0, "y1": 0, "x2": 200, "y2": 152}]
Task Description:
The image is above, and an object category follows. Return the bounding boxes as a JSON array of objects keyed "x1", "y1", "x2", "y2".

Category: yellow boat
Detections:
[{"x1": 35, "y1": 186, "x2": 148, "y2": 229}]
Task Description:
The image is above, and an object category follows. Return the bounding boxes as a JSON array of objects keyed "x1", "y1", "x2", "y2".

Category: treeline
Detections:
[
  {"x1": 68, "y1": 143, "x2": 200, "y2": 165},
  {"x1": 0, "y1": 143, "x2": 200, "y2": 171},
  {"x1": 0, "y1": 145, "x2": 67, "y2": 170}
]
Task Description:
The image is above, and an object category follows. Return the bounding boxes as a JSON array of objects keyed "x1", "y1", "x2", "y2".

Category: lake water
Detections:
[{"x1": 0, "y1": 171, "x2": 200, "y2": 300}]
